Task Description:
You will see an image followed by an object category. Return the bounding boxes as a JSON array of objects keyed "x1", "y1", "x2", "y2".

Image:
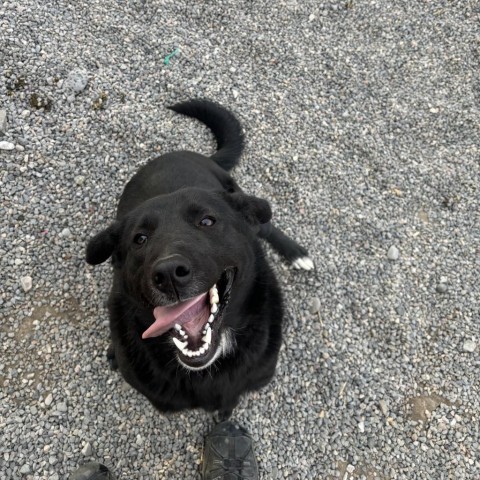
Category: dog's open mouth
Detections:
[{"x1": 142, "y1": 268, "x2": 235, "y2": 369}]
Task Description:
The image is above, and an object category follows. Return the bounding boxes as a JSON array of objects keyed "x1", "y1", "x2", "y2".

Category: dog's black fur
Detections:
[{"x1": 86, "y1": 100, "x2": 311, "y2": 418}]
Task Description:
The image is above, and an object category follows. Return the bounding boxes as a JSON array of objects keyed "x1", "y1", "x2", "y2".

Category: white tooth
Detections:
[
  {"x1": 174, "y1": 324, "x2": 182, "y2": 331},
  {"x1": 210, "y1": 303, "x2": 218, "y2": 314},
  {"x1": 208, "y1": 314, "x2": 215, "y2": 323},
  {"x1": 199, "y1": 347, "x2": 206, "y2": 355},
  {"x1": 173, "y1": 337, "x2": 188, "y2": 351},
  {"x1": 210, "y1": 286, "x2": 219, "y2": 304},
  {"x1": 202, "y1": 328, "x2": 212, "y2": 345},
  {"x1": 185, "y1": 350, "x2": 193, "y2": 357}
]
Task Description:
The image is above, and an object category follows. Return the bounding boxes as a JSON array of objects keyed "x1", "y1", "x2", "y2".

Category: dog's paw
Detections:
[
  {"x1": 292, "y1": 256, "x2": 315, "y2": 271},
  {"x1": 213, "y1": 408, "x2": 233, "y2": 423}
]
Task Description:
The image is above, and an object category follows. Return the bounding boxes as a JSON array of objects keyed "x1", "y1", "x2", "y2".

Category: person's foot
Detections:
[
  {"x1": 203, "y1": 421, "x2": 259, "y2": 480},
  {"x1": 69, "y1": 462, "x2": 116, "y2": 480}
]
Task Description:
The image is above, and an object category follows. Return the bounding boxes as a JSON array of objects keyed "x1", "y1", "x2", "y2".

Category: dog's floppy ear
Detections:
[
  {"x1": 86, "y1": 222, "x2": 120, "y2": 265},
  {"x1": 223, "y1": 192, "x2": 272, "y2": 228}
]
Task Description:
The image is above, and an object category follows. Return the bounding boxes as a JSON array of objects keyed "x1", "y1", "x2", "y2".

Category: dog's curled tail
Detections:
[{"x1": 168, "y1": 99, "x2": 244, "y2": 172}]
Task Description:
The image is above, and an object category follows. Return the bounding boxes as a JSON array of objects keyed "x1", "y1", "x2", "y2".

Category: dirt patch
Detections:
[
  {"x1": 407, "y1": 394, "x2": 454, "y2": 422},
  {"x1": 334, "y1": 460, "x2": 385, "y2": 479},
  {"x1": 14, "y1": 305, "x2": 61, "y2": 341}
]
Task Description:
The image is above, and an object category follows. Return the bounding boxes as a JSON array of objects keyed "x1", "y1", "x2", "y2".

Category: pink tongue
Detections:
[{"x1": 142, "y1": 292, "x2": 208, "y2": 339}]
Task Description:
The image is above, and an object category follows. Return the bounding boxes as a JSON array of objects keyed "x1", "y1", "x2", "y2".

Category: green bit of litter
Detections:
[{"x1": 164, "y1": 48, "x2": 180, "y2": 66}]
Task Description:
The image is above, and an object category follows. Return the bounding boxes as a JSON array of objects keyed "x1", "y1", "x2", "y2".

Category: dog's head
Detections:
[{"x1": 86, "y1": 188, "x2": 271, "y2": 370}]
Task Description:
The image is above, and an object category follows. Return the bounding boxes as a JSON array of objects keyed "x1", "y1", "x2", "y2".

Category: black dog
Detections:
[{"x1": 86, "y1": 100, "x2": 313, "y2": 419}]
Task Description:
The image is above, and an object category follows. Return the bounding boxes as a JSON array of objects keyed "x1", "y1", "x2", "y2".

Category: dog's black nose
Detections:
[{"x1": 152, "y1": 256, "x2": 192, "y2": 291}]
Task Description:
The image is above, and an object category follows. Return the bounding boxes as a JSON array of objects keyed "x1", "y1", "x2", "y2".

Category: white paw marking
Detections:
[{"x1": 292, "y1": 256, "x2": 314, "y2": 271}]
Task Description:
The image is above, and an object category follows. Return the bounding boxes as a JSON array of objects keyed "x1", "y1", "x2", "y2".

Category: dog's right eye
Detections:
[
  {"x1": 133, "y1": 233, "x2": 148, "y2": 245},
  {"x1": 199, "y1": 216, "x2": 215, "y2": 227}
]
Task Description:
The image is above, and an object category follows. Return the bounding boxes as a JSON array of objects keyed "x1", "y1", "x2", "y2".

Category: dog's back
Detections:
[{"x1": 116, "y1": 100, "x2": 244, "y2": 218}]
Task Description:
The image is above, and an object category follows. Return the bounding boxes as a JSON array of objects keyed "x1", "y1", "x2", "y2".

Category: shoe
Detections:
[
  {"x1": 69, "y1": 462, "x2": 116, "y2": 480},
  {"x1": 203, "y1": 421, "x2": 259, "y2": 480}
]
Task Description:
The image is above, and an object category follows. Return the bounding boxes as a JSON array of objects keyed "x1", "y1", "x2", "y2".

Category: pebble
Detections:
[
  {"x1": 387, "y1": 246, "x2": 400, "y2": 260},
  {"x1": 436, "y1": 283, "x2": 448, "y2": 294},
  {"x1": 44, "y1": 393, "x2": 53, "y2": 406},
  {"x1": 75, "y1": 175, "x2": 86, "y2": 186},
  {"x1": 81, "y1": 442, "x2": 92, "y2": 456},
  {"x1": 0, "y1": 109, "x2": 6, "y2": 135},
  {"x1": 379, "y1": 399, "x2": 389, "y2": 416},
  {"x1": 65, "y1": 69, "x2": 89, "y2": 93},
  {"x1": 56, "y1": 402, "x2": 68, "y2": 412},
  {"x1": 20, "y1": 465, "x2": 31, "y2": 474},
  {"x1": 463, "y1": 340, "x2": 476, "y2": 353},
  {"x1": 0, "y1": 140, "x2": 15, "y2": 150},
  {"x1": 20, "y1": 276, "x2": 33, "y2": 292},
  {"x1": 60, "y1": 228, "x2": 72, "y2": 238},
  {"x1": 309, "y1": 297, "x2": 321, "y2": 314}
]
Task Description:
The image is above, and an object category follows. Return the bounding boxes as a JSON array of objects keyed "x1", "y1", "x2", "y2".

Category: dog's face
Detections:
[{"x1": 87, "y1": 188, "x2": 271, "y2": 371}]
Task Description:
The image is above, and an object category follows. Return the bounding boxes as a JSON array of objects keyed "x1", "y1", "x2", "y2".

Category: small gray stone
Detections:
[
  {"x1": 60, "y1": 228, "x2": 72, "y2": 238},
  {"x1": 75, "y1": 175, "x2": 86, "y2": 186},
  {"x1": 436, "y1": 283, "x2": 448, "y2": 294},
  {"x1": 20, "y1": 276, "x2": 33, "y2": 292},
  {"x1": 56, "y1": 402, "x2": 68, "y2": 412},
  {"x1": 0, "y1": 140, "x2": 15, "y2": 150},
  {"x1": 66, "y1": 69, "x2": 89, "y2": 93},
  {"x1": 387, "y1": 246, "x2": 400, "y2": 260},
  {"x1": 20, "y1": 465, "x2": 31, "y2": 474},
  {"x1": 309, "y1": 297, "x2": 321, "y2": 314},
  {"x1": 81, "y1": 442, "x2": 92, "y2": 456},
  {"x1": 463, "y1": 340, "x2": 476, "y2": 353},
  {"x1": 346, "y1": 464, "x2": 355, "y2": 474},
  {"x1": 0, "y1": 109, "x2": 6, "y2": 135},
  {"x1": 44, "y1": 393, "x2": 53, "y2": 406},
  {"x1": 379, "y1": 399, "x2": 389, "y2": 416}
]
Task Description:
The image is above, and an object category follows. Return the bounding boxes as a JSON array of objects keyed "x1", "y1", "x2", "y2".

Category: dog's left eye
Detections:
[
  {"x1": 199, "y1": 216, "x2": 215, "y2": 227},
  {"x1": 133, "y1": 233, "x2": 148, "y2": 245}
]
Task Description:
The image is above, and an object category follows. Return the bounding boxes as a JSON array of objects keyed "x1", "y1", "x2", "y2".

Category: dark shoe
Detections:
[
  {"x1": 69, "y1": 462, "x2": 116, "y2": 480},
  {"x1": 203, "y1": 421, "x2": 259, "y2": 480}
]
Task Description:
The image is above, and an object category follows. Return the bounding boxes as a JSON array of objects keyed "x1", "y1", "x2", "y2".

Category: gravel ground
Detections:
[{"x1": 1, "y1": 1, "x2": 479, "y2": 479}]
